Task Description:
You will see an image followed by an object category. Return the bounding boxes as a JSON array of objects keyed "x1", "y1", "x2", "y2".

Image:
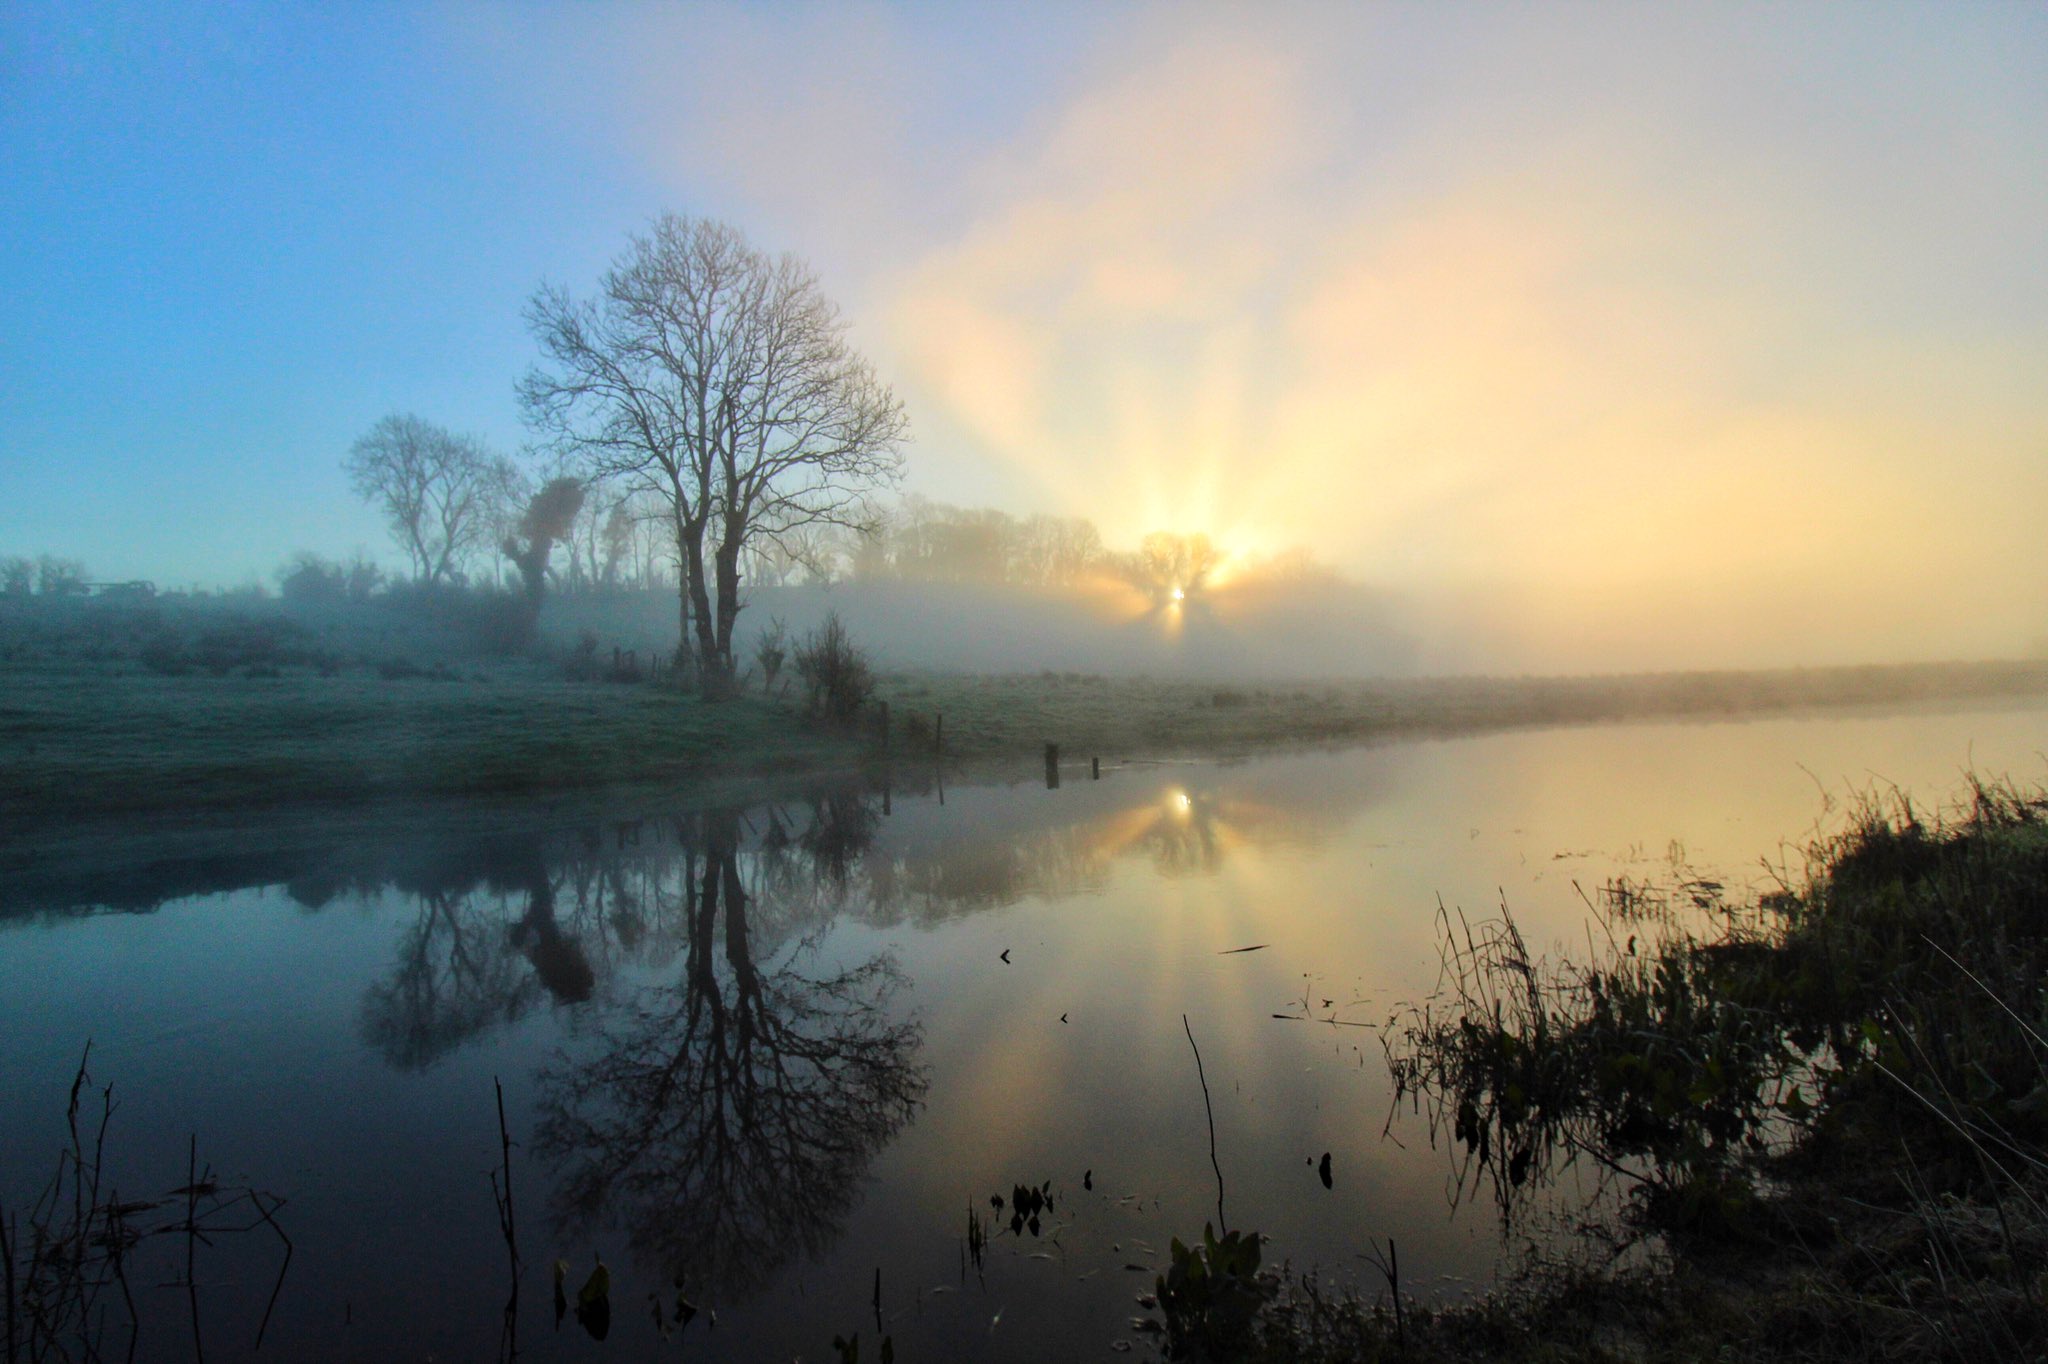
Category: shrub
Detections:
[
  {"x1": 793, "y1": 611, "x2": 874, "y2": 725},
  {"x1": 754, "y1": 617, "x2": 789, "y2": 695}
]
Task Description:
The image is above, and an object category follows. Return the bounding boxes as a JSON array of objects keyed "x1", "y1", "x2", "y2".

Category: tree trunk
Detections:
[
  {"x1": 682, "y1": 518, "x2": 723, "y2": 695},
  {"x1": 713, "y1": 515, "x2": 746, "y2": 690}
]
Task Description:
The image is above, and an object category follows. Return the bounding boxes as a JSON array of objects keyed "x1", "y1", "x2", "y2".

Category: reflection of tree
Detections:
[
  {"x1": 534, "y1": 812, "x2": 927, "y2": 1301},
  {"x1": 865, "y1": 824, "x2": 1111, "y2": 925},
  {"x1": 360, "y1": 844, "x2": 596, "y2": 1070},
  {"x1": 1138, "y1": 790, "x2": 1224, "y2": 877},
  {"x1": 361, "y1": 884, "x2": 537, "y2": 1070}
]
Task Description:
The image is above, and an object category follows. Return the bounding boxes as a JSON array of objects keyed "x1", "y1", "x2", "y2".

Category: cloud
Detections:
[
  {"x1": 864, "y1": 16, "x2": 2047, "y2": 669},
  {"x1": 474, "y1": 3, "x2": 2048, "y2": 670}
]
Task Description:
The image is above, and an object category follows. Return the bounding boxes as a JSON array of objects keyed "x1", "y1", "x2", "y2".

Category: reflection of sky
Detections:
[{"x1": 0, "y1": 707, "x2": 2043, "y2": 1356}]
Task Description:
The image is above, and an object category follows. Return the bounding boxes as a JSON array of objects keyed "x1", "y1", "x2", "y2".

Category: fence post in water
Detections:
[
  {"x1": 1045, "y1": 743, "x2": 1060, "y2": 789},
  {"x1": 1091, "y1": 756, "x2": 1100, "y2": 780}
]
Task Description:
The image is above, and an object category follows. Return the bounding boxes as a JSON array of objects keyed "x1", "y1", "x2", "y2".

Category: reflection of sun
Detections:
[
  {"x1": 921, "y1": 776, "x2": 1322, "y2": 1180},
  {"x1": 1170, "y1": 586, "x2": 1186, "y2": 601}
]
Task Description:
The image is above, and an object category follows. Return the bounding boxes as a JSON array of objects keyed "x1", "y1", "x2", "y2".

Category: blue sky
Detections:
[{"x1": 4, "y1": 3, "x2": 2044, "y2": 669}]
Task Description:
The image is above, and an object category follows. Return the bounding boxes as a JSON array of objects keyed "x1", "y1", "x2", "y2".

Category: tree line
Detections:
[{"x1": 343, "y1": 214, "x2": 907, "y2": 695}]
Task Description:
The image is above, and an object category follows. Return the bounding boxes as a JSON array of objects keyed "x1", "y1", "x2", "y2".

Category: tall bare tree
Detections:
[
  {"x1": 345, "y1": 413, "x2": 521, "y2": 584},
  {"x1": 520, "y1": 215, "x2": 907, "y2": 694}
]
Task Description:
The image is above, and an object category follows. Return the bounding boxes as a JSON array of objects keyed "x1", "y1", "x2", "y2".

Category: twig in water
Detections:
[
  {"x1": 186, "y1": 1134, "x2": 204, "y2": 1364},
  {"x1": 491, "y1": 1077, "x2": 520, "y2": 1362},
  {"x1": 1182, "y1": 1014, "x2": 1226, "y2": 1233},
  {"x1": 3, "y1": 1207, "x2": 17, "y2": 1364},
  {"x1": 251, "y1": 1191, "x2": 293, "y2": 1351}
]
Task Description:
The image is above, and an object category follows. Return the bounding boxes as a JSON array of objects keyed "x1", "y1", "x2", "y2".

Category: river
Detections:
[{"x1": 1, "y1": 701, "x2": 2041, "y2": 1360}]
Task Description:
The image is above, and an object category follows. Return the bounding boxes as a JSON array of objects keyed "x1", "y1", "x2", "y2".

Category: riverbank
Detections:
[
  {"x1": 1200, "y1": 780, "x2": 2048, "y2": 1362},
  {"x1": 0, "y1": 666, "x2": 861, "y2": 826},
  {"x1": 875, "y1": 658, "x2": 2048, "y2": 762},
  {"x1": 4, "y1": 657, "x2": 2045, "y2": 829}
]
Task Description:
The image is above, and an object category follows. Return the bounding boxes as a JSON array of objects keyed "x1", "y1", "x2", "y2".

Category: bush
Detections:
[
  {"x1": 754, "y1": 617, "x2": 789, "y2": 695},
  {"x1": 793, "y1": 611, "x2": 874, "y2": 725}
]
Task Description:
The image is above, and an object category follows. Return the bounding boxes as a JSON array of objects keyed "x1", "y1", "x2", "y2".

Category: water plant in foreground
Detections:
[{"x1": 1227, "y1": 778, "x2": 2048, "y2": 1361}]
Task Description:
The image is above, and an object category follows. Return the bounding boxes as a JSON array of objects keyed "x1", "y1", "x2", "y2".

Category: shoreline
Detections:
[
  {"x1": 5, "y1": 654, "x2": 2043, "y2": 823},
  {"x1": 3, "y1": 660, "x2": 2043, "y2": 922}
]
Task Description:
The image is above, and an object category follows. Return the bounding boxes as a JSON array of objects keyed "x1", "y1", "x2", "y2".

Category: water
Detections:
[{"x1": 2, "y1": 703, "x2": 2042, "y2": 1360}]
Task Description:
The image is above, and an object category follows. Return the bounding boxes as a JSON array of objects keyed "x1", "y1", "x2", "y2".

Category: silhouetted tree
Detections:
[
  {"x1": 521, "y1": 214, "x2": 907, "y2": 695},
  {"x1": 35, "y1": 555, "x2": 88, "y2": 596},
  {"x1": 1134, "y1": 531, "x2": 1224, "y2": 598},
  {"x1": 345, "y1": 414, "x2": 522, "y2": 583},
  {"x1": 277, "y1": 551, "x2": 385, "y2": 604},
  {"x1": 502, "y1": 476, "x2": 586, "y2": 624}
]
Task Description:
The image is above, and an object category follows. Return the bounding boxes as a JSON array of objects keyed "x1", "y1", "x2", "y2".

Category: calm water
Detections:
[{"x1": 3, "y1": 704, "x2": 2043, "y2": 1360}]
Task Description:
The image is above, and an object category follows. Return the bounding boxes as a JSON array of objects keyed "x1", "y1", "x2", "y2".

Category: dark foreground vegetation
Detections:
[{"x1": 1164, "y1": 781, "x2": 2048, "y2": 1362}]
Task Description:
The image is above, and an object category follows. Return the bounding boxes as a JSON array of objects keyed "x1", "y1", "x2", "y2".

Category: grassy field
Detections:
[
  {"x1": 4, "y1": 653, "x2": 2046, "y2": 827},
  {"x1": 875, "y1": 658, "x2": 2048, "y2": 762},
  {"x1": 0, "y1": 666, "x2": 859, "y2": 824}
]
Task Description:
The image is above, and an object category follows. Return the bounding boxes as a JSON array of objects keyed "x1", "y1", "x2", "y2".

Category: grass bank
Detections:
[
  {"x1": 1165, "y1": 780, "x2": 2048, "y2": 1361},
  {"x1": 4, "y1": 655, "x2": 2046, "y2": 827},
  {"x1": 0, "y1": 666, "x2": 859, "y2": 825},
  {"x1": 876, "y1": 659, "x2": 2048, "y2": 763}
]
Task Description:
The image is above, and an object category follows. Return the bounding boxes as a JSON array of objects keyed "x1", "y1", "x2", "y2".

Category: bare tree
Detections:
[
  {"x1": 35, "y1": 554, "x2": 88, "y2": 596},
  {"x1": 502, "y1": 476, "x2": 586, "y2": 623},
  {"x1": 345, "y1": 413, "x2": 521, "y2": 584},
  {"x1": 521, "y1": 215, "x2": 907, "y2": 695}
]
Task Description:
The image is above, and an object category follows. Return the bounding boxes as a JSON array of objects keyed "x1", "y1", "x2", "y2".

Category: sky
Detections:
[{"x1": 3, "y1": 2, "x2": 2044, "y2": 672}]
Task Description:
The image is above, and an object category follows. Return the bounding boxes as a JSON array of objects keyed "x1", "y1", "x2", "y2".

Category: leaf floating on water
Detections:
[
  {"x1": 1060, "y1": 1012, "x2": 1069, "y2": 1023},
  {"x1": 576, "y1": 1260, "x2": 612, "y2": 1341},
  {"x1": 1000, "y1": 948, "x2": 1011, "y2": 963},
  {"x1": 1218, "y1": 944, "x2": 1269, "y2": 954},
  {"x1": 552, "y1": 1259, "x2": 569, "y2": 1327},
  {"x1": 1084, "y1": 1168, "x2": 1093, "y2": 1190},
  {"x1": 579, "y1": 1261, "x2": 610, "y2": 1309},
  {"x1": 1318, "y1": 1151, "x2": 1333, "y2": 1189}
]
